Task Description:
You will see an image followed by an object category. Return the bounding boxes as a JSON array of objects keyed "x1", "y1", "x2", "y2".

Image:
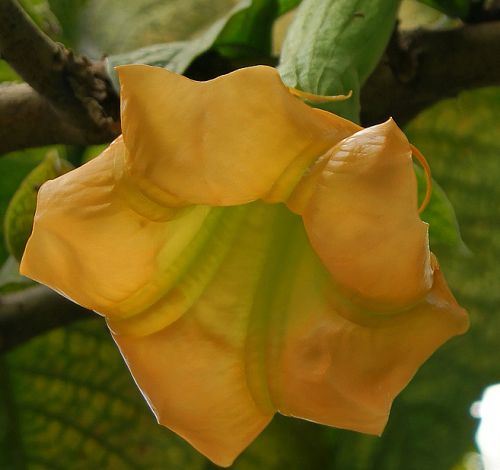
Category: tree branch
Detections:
[
  {"x1": 0, "y1": 83, "x2": 96, "y2": 152},
  {"x1": 361, "y1": 21, "x2": 500, "y2": 126},
  {"x1": 0, "y1": 285, "x2": 92, "y2": 354},
  {"x1": 0, "y1": 0, "x2": 119, "y2": 152}
]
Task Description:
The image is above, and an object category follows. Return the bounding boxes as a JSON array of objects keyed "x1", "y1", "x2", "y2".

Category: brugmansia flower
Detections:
[{"x1": 20, "y1": 65, "x2": 468, "y2": 467}]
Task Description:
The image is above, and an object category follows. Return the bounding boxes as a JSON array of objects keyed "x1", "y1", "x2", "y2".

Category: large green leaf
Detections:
[
  {"x1": 0, "y1": 319, "x2": 205, "y2": 469},
  {"x1": 4, "y1": 152, "x2": 72, "y2": 262},
  {"x1": 279, "y1": 0, "x2": 399, "y2": 122},
  {"x1": 101, "y1": 0, "x2": 250, "y2": 87},
  {"x1": 215, "y1": 0, "x2": 279, "y2": 58},
  {"x1": 213, "y1": 0, "x2": 300, "y2": 59},
  {"x1": 81, "y1": 0, "x2": 245, "y2": 55}
]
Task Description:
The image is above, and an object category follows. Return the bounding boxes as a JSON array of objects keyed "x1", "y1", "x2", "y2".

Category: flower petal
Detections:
[
  {"x1": 118, "y1": 64, "x2": 359, "y2": 207},
  {"x1": 113, "y1": 320, "x2": 272, "y2": 468},
  {"x1": 293, "y1": 118, "x2": 434, "y2": 311},
  {"x1": 21, "y1": 138, "x2": 220, "y2": 330},
  {"x1": 276, "y1": 248, "x2": 469, "y2": 434}
]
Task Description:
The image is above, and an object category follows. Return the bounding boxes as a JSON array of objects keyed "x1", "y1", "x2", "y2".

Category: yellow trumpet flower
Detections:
[{"x1": 20, "y1": 65, "x2": 468, "y2": 467}]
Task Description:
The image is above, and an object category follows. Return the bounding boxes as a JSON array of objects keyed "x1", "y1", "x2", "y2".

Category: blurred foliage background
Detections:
[{"x1": 1, "y1": 0, "x2": 499, "y2": 468}]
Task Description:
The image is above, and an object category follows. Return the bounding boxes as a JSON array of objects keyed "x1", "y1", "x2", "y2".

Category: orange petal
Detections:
[
  {"x1": 112, "y1": 313, "x2": 272, "y2": 468},
  {"x1": 117, "y1": 64, "x2": 359, "y2": 207},
  {"x1": 293, "y1": 118, "x2": 434, "y2": 311},
  {"x1": 20, "y1": 137, "x2": 216, "y2": 329},
  {"x1": 276, "y1": 247, "x2": 469, "y2": 434}
]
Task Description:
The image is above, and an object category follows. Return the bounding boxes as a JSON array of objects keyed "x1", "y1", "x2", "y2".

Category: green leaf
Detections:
[
  {"x1": 278, "y1": 0, "x2": 399, "y2": 122},
  {"x1": 0, "y1": 61, "x2": 20, "y2": 83},
  {"x1": 102, "y1": 0, "x2": 251, "y2": 89},
  {"x1": 0, "y1": 318, "x2": 332, "y2": 469},
  {"x1": 0, "y1": 256, "x2": 32, "y2": 293},
  {"x1": 415, "y1": 167, "x2": 468, "y2": 253},
  {"x1": 47, "y1": 0, "x2": 89, "y2": 48},
  {"x1": 277, "y1": 0, "x2": 301, "y2": 15},
  {"x1": 82, "y1": 0, "x2": 249, "y2": 55},
  {"x1": 214, "y1": 0, "x2": 300, "y2": 59},
  {"x1": 4, "y1": 151, "x2": 72, "y2": 262},
  {"x1": 417, "y1": 0, "x2": 470, "y2": 18},
  {"x1": 82, "y1": 144, "x2": 108, "y2": 164},
  {"x1": 215, "y1": 0, "x2": 279, "y2": 58},
  {"x1": 19, "y1": 0, "x2": 61, "y2": 39},
  {"x1": 214, "y1": 0, "x2": 300, "y2": 60},
  {"x1": 0, "y1": 320, "x2": 205, "y2": 469},
  {"x1": 0, "y1": 149, "x2": 49, "y2": 264}
]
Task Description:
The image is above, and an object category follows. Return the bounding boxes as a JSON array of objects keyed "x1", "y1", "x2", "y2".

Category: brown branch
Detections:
[
  {"x1": 0, "y1": 0, "x2": 119, "y2": 153},
  {"x1": 0, "y1": 83, "x2": 96, "y2": 152},
  {"x1": 0, "y1": 285, "x2": 92, "y2": 354},
  {"x1": 361, "y1": 21, "x2": 500, "y2": 126}
]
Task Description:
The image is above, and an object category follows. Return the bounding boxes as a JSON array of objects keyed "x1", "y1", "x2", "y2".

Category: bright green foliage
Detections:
[
  {"x1": 103, "y1": 0, "x2": 251, "y2": 87},
  {"x1": 0, "y1": 151, "x2": 47, "y2": 264},
  {"x1": 0, "y1": 321, "x2": 205, "y2": 470},
  {"x1": 279, "y1": 0, "x2": 399, "y2": 122},
  {"x1": 4, "y1": 152, "x2": 72, "y2": 262},
  {"x1": 418, "y1": 0, "x2": 470, "y2": 18}
]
